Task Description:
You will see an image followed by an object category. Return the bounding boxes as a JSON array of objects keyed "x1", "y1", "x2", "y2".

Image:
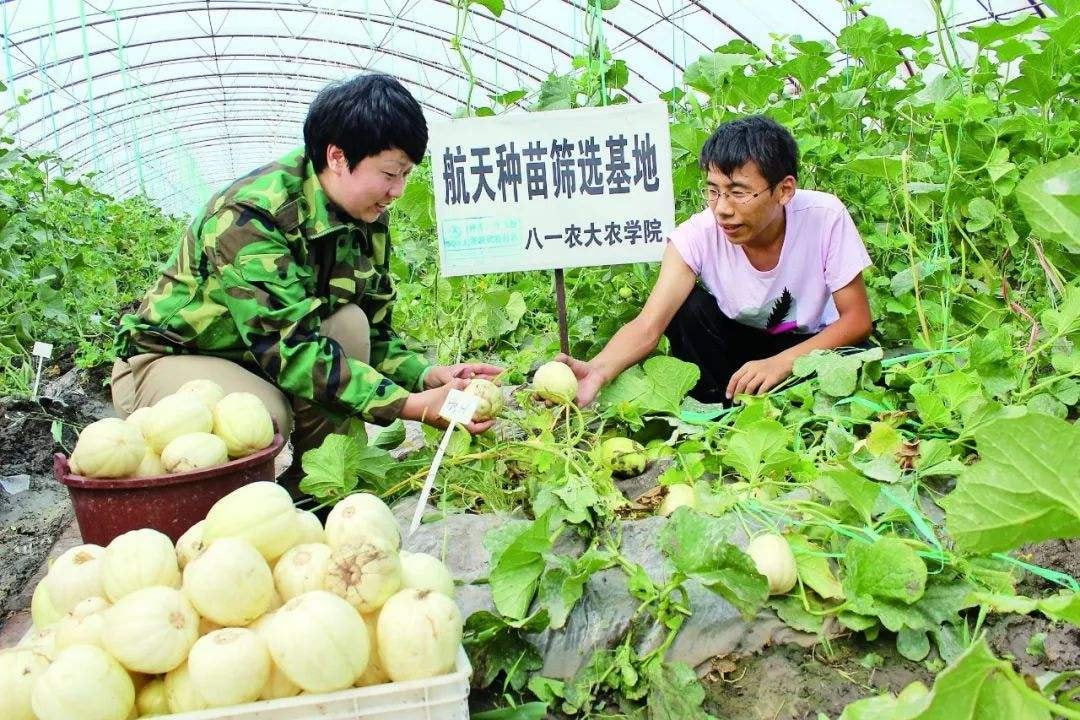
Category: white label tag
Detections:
[
  {"x1": 439, "y1": 389, "x2": 479, "y2": 425},
  {"x1": 32, "y1": 341, "x2": 53, "y2": 358}
]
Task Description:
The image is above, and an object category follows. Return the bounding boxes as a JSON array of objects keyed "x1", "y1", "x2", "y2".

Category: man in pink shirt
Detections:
[{"x1": 558, "y1": 115, "x2": 874, "y2": 406}]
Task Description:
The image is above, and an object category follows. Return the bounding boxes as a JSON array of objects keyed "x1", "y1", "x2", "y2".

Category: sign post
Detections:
[
  {"x1": 31, "y1": 341, "x2": 53, "y2": 399},
  {"x1": 430, "y1": 102, "x2": 676, "y2": 354}
]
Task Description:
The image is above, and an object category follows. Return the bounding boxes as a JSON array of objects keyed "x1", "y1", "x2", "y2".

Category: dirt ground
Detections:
[
  {"x1": 700, "y1": 588, "x2": 1080, "y2": 719},
  {"x1": 699, "y1": 536, "x2": 1080, "y2": 718},
  {"x1": 1, "y1": 366, "x2": 1078, "y2": 718}
]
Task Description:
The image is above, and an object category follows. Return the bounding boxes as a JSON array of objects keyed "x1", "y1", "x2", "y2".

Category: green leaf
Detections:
[
  {"x1": 854, "y1": 576, "x2": 974, "y2": 633},
  {"x1": 489, "y1": 515, "x2": 554, "y2": 619},
  {"x1": 468, "y1": 0, "x2": 504, "y2": 17},
  {"x1": 371, "y1": 419, "x2": 406, "y2": 449},
  {"x1": 535, "y1": 74, "x2": 577, "y2": 111},
  {"x1": 599, "y1": 356, "x2": 699, "y2": 416},
  {"x1": 721, "y1": 419, "x2": 798, "y2": 483},
  {"x1": 976, "y1": 591, "x2": 1080, "y2": 627},
  {"x1": 789, "y1": 534, "x2": 844, "y2": 599},
  {"x1": 843, "y1": 537, "x2": 927, "y2": 605},
  {"x1": 463, "y1": 610, "x2": 546, "y2": 690},
  {"x1": 645, "y1": 661, "x2": 716, "y2": 720},
  {"x1": 490, "y1": 89, "x2": 527, "y2": 106},
  {"x1": 867, "y1": 422, "x2": 903, "y2": 457},
  {"x1": 1038, "y1": 592, "x2": 1080, "y2": 626},
  {"x1": 683, "y1": 52, "x2": 752, "y2": 94},
  {"x1": 793, "y1": 348, "x2": 882, "y2": 397},
  {"x1": 1006, "y1": 57, "x2": 1060, "y2": 106},
  {"x1": 771, "y1": 594, "x2": 827, "y2": 633},
  {"x1": 1016, "y1": 155, "x2": 1080, "y2": 253},
  {"x1": 959, "y1": 15, "x2": 1043, "y2": 46},
  {"x1": 660, "y1": 509, "x2": 769, "y2": 618},
  {"x1": 1041, "y1": 282, "x2": 1080, "y2": 338},
  {"x1": 604, "y1": 59, "x2": 629, "y2": 89},
  {"x1": 816, "y1": 467, "x2": 881, "y2": 523},
  {"x1": 965, "y1": 197, "x2": 998, "y2": 232},
  {"x1": 907, "y1": 639, "x2": 1051, "y2": 719},
  {"x1": 941, "y1": 413, "x2": 1080, "y2": 553},
  {"x1": 298, "y1": 434, "x2": 364, "y2": 500},
  {"x1": 780, "y1": 53, "x2": 831, "y2": 89},
  {"x1": 843, "y1": 154, "x2": 904, "y2": 182},
  {"x1": 534, "y1": 474, "x2": 604, "y2": 527},
  {"x1": 838, "y1": 680, "x2": 930, "y2": 719},
  {"x1": 470, "y1": 702, "x2": 549, "y2": 720},
  {"x1": 537, "y1": 547, "x2": 614, "y2": 629},
  {"x1": 896, "y1": 627, "x2": 931, "y2": 662}
]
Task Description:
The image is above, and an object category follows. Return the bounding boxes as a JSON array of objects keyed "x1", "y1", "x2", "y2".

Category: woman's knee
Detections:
[{"x1": 322, "y1": 304, "x2": 371, "y2": 362}]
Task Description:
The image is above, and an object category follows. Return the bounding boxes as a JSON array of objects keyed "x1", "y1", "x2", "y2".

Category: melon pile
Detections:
[
  {"x1": 67, "y1": 379, "x2": 275, "y2": 479},
  {"x1": 2, "y1": 482, "x2": 463, "y2": 720}
]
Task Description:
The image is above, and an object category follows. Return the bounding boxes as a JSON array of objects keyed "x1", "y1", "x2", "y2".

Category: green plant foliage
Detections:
[
  {"x1": 942, "y1": 413, "x2": 1080, "y2": 553},
  {"x1": 6, "y1": 2, "x2": 1080, "y2": 717},
  {"x1": 0, "y1": 139, "x2": 182, "y2": 394}
]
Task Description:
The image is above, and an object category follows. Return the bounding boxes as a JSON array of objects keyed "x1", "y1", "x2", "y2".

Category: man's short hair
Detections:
[
  {"x1": 304, "y1": 74, "x2": 428, "y2": 172},
  {"x1": 699, "y1": 115, "x2": 798, "y2": 186}
]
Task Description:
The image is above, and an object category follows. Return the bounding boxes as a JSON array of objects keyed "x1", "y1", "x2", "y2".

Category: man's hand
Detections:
[
  {"x1": 402, "y1": 380, "x2": 494, "y2": 434},
  {"x1": 423, "y1": 362, "x2": 504, "y2": 389},
  {"x1": 554, "y1": 354, "x2": 607, "y2": 407},
  {"x1": 726, "y1": 352, "x2": 795, "y2": 401}
]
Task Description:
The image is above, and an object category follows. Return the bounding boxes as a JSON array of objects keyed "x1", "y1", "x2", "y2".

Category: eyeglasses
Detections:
[{"x1": 702, "y1": 185, "x2": 772, "y2": 205}]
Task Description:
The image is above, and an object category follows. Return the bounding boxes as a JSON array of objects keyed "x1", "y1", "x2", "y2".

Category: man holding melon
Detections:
[
  {"x1": 557, "y1": 115, "x2": 874, "y2": 406},
  {"x1": 111, "y1": 73, "x2": 500, "y2": 486}
]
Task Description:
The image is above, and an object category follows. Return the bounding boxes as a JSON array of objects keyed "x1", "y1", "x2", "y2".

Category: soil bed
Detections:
[{"x1": 1, "y1": 366, "x2": 1077, "y2": 718}]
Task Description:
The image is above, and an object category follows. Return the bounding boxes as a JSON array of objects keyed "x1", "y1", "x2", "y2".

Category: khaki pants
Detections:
[{"x1": 111, "y1": 304, "x2": 371, "y2": 474}]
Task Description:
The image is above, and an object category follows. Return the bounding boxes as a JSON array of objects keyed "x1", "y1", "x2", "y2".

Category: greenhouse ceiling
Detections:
[{"x1": 1, "y1": 0, "x2": 1053, "y2": 215}]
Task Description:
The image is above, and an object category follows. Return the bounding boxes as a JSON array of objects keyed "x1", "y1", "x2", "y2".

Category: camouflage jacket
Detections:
[{"x1": 115, "y1": 147, "x2": 430, "y2": 424}]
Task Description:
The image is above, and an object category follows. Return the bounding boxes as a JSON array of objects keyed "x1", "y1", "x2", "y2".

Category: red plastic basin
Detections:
[{"x1": 55, "y1": 433, "x2": 285, "y2": 545}]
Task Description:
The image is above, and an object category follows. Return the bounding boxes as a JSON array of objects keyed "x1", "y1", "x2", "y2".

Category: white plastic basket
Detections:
[{"x1": 161, "y1": 647, "x2": 472, "y2": 720}]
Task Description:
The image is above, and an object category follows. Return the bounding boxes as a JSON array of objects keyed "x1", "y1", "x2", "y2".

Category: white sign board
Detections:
[
  {"x1": 430, "y1": 103, "x2": 675, "y2": 277},
  {"x1": 438, "y1": 389, "x2": 480, "y2": 425}
]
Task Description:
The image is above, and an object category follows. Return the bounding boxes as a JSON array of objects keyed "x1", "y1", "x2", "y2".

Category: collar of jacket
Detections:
[{"x1": 298, "y1": 155, "x2": 389, "y2": 242}]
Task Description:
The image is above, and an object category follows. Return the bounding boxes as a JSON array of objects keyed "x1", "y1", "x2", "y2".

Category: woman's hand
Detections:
[
  {"x1": 402, "y1": 380, "x2": 494, "y2": 434},
  {"x1": 423, "y1": 362, "x2": 504, "y2": 389}
]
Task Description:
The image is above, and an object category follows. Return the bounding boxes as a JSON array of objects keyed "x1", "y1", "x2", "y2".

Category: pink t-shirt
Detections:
[{"x1": 669, "y1": 189, "x2": 871, "y2": 334}]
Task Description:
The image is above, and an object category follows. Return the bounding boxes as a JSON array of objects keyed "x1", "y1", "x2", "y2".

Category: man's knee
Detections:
[{"x1": 666, "y1": 285, "x2": 716, "y2": 337}]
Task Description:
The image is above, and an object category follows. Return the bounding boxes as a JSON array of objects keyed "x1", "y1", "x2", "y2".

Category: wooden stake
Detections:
[{"x1": 554, "y1": 268, "x2": 569, "y2": 355}]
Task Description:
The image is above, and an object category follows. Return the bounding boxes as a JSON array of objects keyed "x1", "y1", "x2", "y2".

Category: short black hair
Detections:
[
  {"x1": 304, "y1": 74, "x2": 428, "y2": 172},
  {"x1": 699, "y1": 115, "x2": 798, "y2": 185}
]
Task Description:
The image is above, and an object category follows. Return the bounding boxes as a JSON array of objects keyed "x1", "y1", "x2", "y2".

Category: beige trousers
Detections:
[{"x1": 111, "y1": 304, "x2": 371, "y2": 472}]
